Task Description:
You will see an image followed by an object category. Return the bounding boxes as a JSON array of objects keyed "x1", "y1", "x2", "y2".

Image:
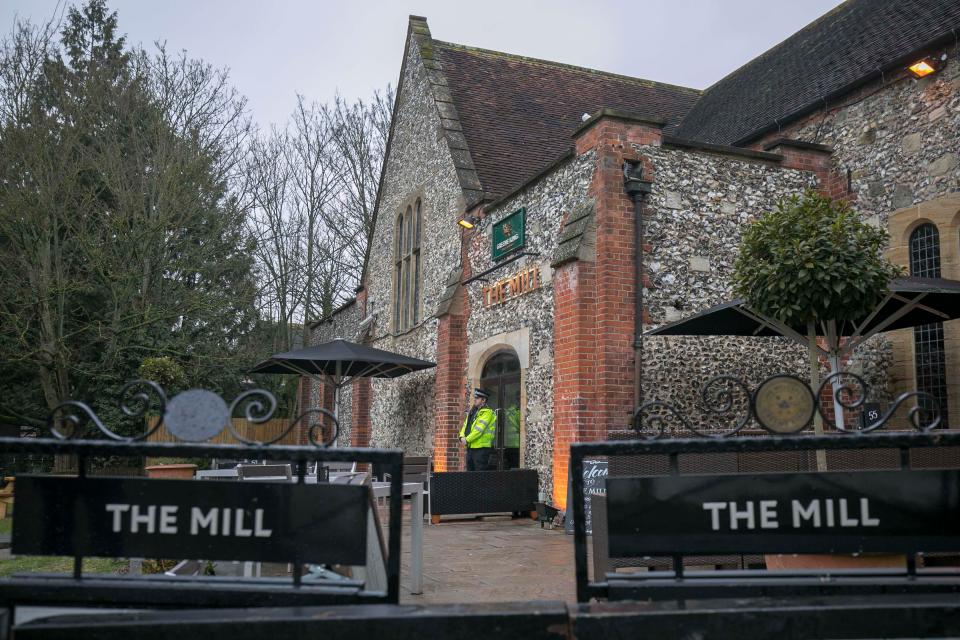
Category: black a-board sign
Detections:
[
  {"x1": 565, "y1": 459, "x2": 607, "y2": 535},
  {"x1": 13, "y1": 476, "x2": 368, "y2": 565},
  {"x1": 605, "y1": 469, "x2": 960, "y2": 557}
]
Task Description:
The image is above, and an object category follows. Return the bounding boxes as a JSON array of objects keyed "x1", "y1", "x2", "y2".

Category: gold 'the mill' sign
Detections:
[{"x1": 482, "y1": 265, "x2": 540, "y2": 308}]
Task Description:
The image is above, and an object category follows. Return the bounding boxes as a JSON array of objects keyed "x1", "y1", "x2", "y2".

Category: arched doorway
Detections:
[{"x1": 479, "y1": 351, "x2": 522, "y2": 470}]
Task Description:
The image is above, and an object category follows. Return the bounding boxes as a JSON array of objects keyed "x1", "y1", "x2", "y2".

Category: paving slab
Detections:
[{"x1": 395, "y1": 516, "x2": 578, "y2": 604}]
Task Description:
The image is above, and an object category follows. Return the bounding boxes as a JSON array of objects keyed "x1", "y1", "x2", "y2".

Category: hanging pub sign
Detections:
[
  {"x1": 492, "y1": 207, "x2": 525, "y2": 260},
  {"x1": 482, "y1": 264, "x2": 540, "y2": 308},
  {"x1": 605, "y1": 470, "x2": 960, "y2": 557},
  {"x1": 12, "y1": 476, "x2": 368, "y2": 565}
]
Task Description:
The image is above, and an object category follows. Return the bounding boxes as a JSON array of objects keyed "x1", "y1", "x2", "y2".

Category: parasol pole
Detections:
[
  {"x1": 826, "y1": 319, "x2": 846, "y2": 433},
  {"x1": 332, "y1": 360, "x2": 342, "y2": 447},
  {"x1": 808, "y1": 321, "x2": 827, "y2": 471}
]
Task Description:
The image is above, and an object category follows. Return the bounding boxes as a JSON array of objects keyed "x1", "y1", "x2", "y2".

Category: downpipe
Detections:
[{"x1": 624, "y1": 162, "x2": 653, "y2": 415}]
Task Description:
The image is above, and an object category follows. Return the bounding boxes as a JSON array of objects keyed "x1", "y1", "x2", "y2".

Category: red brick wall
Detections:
[
  {"x1": 551, "y1": 259, "x2": 598, "y2": 506},
  {"x1": 351, "y1": 288, "x2": 372, "y2": 449},
  {"x1": 772, "y1": 144, "x2": 855, "y2": 202},
  {"x1": 551, "y1": 118, "x2": 663, "y2": 506},
  {"x1": 432, "y1": 226, "x2": 473, "y2": 472}
]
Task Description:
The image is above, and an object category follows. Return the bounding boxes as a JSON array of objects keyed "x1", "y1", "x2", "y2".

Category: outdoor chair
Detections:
[
  {"x1": 384, "y1": 455, "x2": 431, "y2": 520},
  {"x1": 321, "y1": 460, "x2": 358, "y2": 474}
]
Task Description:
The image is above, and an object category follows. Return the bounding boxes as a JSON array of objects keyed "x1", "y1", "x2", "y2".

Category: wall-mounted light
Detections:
[
  {"x1": 907, "y1": 57, "x2": 941, "y2": 78},
  {"x1": 458, "y1": 215, "x2": 480, "y2": 229}
]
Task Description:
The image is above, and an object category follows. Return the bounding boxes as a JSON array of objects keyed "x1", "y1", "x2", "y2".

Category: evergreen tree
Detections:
[{"x1": 0, "y1": 1, "x2": 258, "y2": 438}]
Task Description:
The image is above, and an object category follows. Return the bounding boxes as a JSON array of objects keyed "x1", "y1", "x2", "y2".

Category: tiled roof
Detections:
[
  {"x1": 433, "y1": 42, "x2": 701, "y2": 200},
  {"x1": 677, "y1": 0, "x2": 960, "y2": 145}
]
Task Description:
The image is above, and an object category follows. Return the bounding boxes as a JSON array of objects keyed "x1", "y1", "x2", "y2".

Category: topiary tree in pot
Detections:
[
  {"x1": 734, "y1": 189, "x2": 905, "y2": 432},
  {"x1": 733, "y1": 190, "x2": 903, "y2": 432},
  {"x1": 733, "y1": 190, "x2": 901, "y2": 338},
  {"x1": 733, "y1": 190, "x2": 904, "y2": 570}
]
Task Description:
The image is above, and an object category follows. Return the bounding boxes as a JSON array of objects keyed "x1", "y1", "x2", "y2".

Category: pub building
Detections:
[{"x1": 306, "y1": 0, "x2": 960, "y2": 506}]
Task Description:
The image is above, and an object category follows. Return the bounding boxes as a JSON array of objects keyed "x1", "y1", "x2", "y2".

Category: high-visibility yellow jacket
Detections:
[
  {"x1": 458, "y1": 406, "x2": 496, "y2": 448},
  {"x1": 504, "y1": 405, "x2": 520, "y2": 448}
]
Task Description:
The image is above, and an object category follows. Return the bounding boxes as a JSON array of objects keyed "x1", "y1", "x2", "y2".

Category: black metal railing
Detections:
[
  {"x1": 0, "y1": 381, "x2": 405, "y2": 616},
  {"x1": 572, "y1": 371, "x2": 960, "y2": 603}
]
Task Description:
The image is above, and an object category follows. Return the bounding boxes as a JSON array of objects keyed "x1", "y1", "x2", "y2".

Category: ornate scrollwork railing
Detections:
[
  {"x1": 47, "y1": 381, "x2": 339, "y2": 446},
  {"x1": 633, "y1": 371, "x2": 941, "y2": 438}
]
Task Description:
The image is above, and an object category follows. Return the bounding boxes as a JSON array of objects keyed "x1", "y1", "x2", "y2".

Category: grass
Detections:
[
  {"x1": 0, "y1": 554, "x2": 128, "y2": 578},
  {"x1": 0, "y1": 518, "x2": 10, "y2": 536}
]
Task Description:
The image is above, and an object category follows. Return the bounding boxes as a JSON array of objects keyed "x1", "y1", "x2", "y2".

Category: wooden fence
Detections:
[{"x1": 145, "y1": 417, "x2": 300, "y2": 446}]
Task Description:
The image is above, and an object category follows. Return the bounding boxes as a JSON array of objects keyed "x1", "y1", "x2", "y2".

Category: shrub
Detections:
[{"x1": 732, "y1": 190, "x2": 903, "y2": 327}]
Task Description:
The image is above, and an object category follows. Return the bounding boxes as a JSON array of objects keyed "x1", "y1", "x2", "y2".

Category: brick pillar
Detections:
[
  {"x1": 351, "y1": 287, "x2": 372, "y2": 448},
  {"x1": 551, "y1": 259, "x2": 598, "y2": 507},
  {"x1": 319, "y1": 379, "x2": 336, "y2": 444},
  {"x1": 433, "y1": 307, "x2": 468, "y2": 471},
  {"x1": 432, "y1": 217, "x2": 475, "y2": 472},
  {"x1": 551, "y1": 115, "x2": 663, "y2": 507},
  {"x1": 294, "y1": 376, "x2": 312, "y2": 445},
  {"x1": 351, "y1": 377, "x2": 372, "y2": 448},
  {"x1": 589, "y1": 131, "x2": 659, "y2": 437}
]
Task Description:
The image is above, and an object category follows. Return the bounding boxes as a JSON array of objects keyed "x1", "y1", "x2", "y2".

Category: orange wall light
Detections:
[{"x1": 907, "y1": 58, "x2": 939, "y2": 78}]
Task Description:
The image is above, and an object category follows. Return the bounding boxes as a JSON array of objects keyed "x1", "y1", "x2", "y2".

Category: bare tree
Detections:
[
  {"x1": 287, "y1": 95, "x2": 344, "y2": 346},
  {"x1": 244, "y1": 127, "x2": 305, "y2": 352},
  {"x1": 327, "y1": 87, "x2": 394, "y2": 288}
]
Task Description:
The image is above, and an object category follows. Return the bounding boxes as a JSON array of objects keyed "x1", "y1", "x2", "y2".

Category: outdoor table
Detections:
[{"x1": 372, "y1": 481, "x2": 424, "y2": 595}]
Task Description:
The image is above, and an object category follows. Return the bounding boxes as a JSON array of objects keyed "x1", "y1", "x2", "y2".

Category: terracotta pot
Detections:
[
  {"x1": 144, "y1": 463, "x2": 197, "y2": 480},
  {"x1": 764, "y1": 553, "x2": 906, "y2": 570}
]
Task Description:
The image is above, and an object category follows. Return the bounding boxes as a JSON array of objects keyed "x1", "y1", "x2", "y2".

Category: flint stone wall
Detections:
[
  {"x1": 465, "y1": 152, "x2": 595, "y2": 494},
  {"x1": 771, "y1": 45, "x2": 959, "y2": 229},
  {"x1": 637, "y1": 144, "x2": 813, "y2": 428},
  {"x1": 362, "y1": 39, "x2": 466, "y2": 454},
  {"x1": 758, "y1": 45, "x2": 960, "y2": 414}
]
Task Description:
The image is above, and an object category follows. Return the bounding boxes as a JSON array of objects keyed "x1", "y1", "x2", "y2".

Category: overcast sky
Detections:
[{"x1": 3, "y1": 0, "x2": 844, "y2": 130}]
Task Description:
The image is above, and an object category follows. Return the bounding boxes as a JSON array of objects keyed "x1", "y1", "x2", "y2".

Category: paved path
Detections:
[{"x1": 396, "y1": 516, "x2": 577, "y2": 604}]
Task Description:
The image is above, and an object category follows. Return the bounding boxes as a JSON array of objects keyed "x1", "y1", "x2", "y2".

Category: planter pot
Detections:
[
  {"x1": 764, "y1": 553, "x2": 906, "y2": 570},
  {"x1": 144, "y1": 463, "x2": 197, "y2": 480}
]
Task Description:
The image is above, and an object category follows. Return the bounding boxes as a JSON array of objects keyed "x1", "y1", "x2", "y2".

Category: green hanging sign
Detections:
[{"x1": 492, "y1": 208, "x2": 525, "y2": 260}]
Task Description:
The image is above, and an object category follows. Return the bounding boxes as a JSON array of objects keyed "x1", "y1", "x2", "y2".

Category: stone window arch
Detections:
[
  {"x1": 909, "y1": 223, "x2": 948, "y2": 426},
  {"x1": 393, "y1": 198, "x2": 423, "y2": 332}
]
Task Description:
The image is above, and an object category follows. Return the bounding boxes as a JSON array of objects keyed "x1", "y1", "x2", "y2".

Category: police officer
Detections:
[{"x1": 459, "y1": 388, "x2": 497, "y2": 471}]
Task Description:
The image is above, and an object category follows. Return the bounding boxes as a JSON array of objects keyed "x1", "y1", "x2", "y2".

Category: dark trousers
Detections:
[{"x1": 466, "y1": 447, "x2": 492, "y2": 471}]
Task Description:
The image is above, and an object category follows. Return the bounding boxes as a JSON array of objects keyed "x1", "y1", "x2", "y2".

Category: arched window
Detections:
[
  {"x1": 909, "y1": 223, "x2": 948, "y2": 426},
  {"x1": 392, "y1": 199, "x2": 423, "y2": 332}
]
